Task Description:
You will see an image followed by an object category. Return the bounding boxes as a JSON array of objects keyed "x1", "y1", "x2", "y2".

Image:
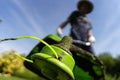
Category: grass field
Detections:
[{"x1": 0, "y1": 75, "x2": 27, "y2": 80}]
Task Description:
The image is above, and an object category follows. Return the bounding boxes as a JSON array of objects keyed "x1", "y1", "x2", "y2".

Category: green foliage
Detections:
[
  {"x1": 0, "y1": 75, "x2": 27, "y2": 80},
  {"x1": 105, "y1": 74, "x2": 114, "y2": 80},
  {"x1": 0, "y1": 50, "x2": 43, "y2": 80},
  {"x1": 98, "y1": 52, "x2": 120, "y2": 79},
  {"x1": 0, "y1": 50, "x2": 24, "y2": 76},
  {"x1": 99, "y1": 53, "x2": 115, "y2": 67},
  {"x1": 117, "y1": 76, "x2": 120, "y2": 80}
]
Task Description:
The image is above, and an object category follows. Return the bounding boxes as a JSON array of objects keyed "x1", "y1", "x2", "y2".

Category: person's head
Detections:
[{"x1": 77, "y1": 0, "x2": 94, "y2": 14}]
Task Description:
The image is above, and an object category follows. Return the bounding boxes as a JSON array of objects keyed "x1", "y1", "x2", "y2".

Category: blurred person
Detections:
[{"x1": 57, "y1": 0, "x2": 96, "y2": 54}]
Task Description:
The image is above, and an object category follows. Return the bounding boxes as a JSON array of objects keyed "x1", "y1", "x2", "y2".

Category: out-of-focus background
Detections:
[
  {"x1": 0, "y1": 0, "x2": 120, "y2": 57},
  {"x1": 0, "y1": 0, "x2": 120, "y2": 80}
]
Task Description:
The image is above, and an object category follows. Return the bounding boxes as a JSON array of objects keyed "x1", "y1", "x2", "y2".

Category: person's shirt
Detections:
[{"x1": 68, "y1": 10, "x2": 92, "y2": 42}]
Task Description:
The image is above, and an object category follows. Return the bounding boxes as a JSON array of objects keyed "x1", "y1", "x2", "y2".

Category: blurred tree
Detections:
[
  {"x1": 98, "y1": 52, "x2": 120, "y2": 79},
  {"x1": 0, "y1": 50, "x2": 24, "y2": 77},
  {"x1": 0, "y1": 50, "x2": 42, "y2": 80},
  {"x1": 112, "y1": 55, "x2": 120, "y2": 79},
  {"x1": 98, "y1": 53, "x2": 115, "y2": 73}
]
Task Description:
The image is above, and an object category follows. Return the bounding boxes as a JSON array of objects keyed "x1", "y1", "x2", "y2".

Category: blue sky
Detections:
[{"x1": 0, "y1": 0, "x2": 120, "y2": 57}]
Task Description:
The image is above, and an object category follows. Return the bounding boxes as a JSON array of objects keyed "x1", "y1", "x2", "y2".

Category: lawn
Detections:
[{"x1": 0, "y1": 75, "x2": 27, "y2": 80}]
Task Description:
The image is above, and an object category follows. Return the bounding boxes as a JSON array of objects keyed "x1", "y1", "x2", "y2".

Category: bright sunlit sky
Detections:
[{"x1": 0, "y1": 0, "x2": 120, "y2": 57}]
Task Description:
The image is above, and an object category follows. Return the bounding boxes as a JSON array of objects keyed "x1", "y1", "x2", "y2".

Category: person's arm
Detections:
[
  {"x1": 88, "y1": 30, "x2": 96, "y2": 43},
  {"x1": 57, "y1": 19, "x2": 70, "y2": 37},
  {"x1": 88, "y1": 30, "x2": 93, "y2": 37}
]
